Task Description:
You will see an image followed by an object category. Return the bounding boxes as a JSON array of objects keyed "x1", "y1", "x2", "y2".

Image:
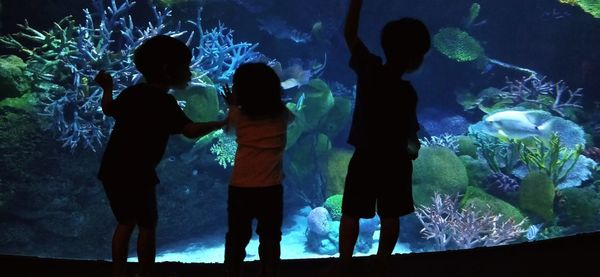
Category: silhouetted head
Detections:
[
  {"x1": 134, "y1": 35, "x2": 192, "y2": 89},
  {"x1": 233, "y1": 63, "x2": 285, "y2": 118},
  {"x1": 381, "y1": 18, "x2": 431, "y2": 73}
]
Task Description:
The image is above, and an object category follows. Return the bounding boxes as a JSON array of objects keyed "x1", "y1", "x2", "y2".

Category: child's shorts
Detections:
[
  {"x1": 342, "y1": 149, "x2": 414, "y2": 219},
  {"x1": 102, "y1": 180, "x2": 158, "y2": 229}
]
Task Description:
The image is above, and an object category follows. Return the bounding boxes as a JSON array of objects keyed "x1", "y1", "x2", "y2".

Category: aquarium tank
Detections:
[{"x1": 1, "y1": 0, "x2": 600, "y2": 263}]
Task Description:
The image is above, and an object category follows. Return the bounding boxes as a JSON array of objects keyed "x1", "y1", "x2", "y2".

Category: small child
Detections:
[
  {"x1": 95, "y1": 35, "x2": 226, "y2": 277},
  {"x1": 221, "y1": 63, "x2": 290, "y2": 277},
  {"x1": 338, "y1": 0, "x2": 431, "y2": 276}
]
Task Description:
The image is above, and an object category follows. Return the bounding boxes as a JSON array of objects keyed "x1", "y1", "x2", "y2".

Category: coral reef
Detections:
[
  {"x1": 1, "y1": 0, "x2": 260, "y2": 151},
  {"x1": 559, "y1": 0, "x2": 600, "y2": 18},
  {"x1": 415, "y1": 192, "x2": 526, "y2": 251},
  {"x1": 209, "y1": 130, "x2": 237, "y2": 169}
]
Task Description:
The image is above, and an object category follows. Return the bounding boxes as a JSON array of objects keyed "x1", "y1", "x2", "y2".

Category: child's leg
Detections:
[
  {"x1": 225, "y1": 187, "x2": 254, "y2": 277},
  {"x1": 112, "y1": 223, "x2": 135, "y2": 277},
  {"x1": 137, "y1": 226, "x2": 156, "y2": 277},
  {"x1": 377, "y1": 217, "x2": 399, "y2": 256},
  {"x1": 256, "y1": 185, "x2": 283, "y2": 277},
  {"x1": 338, "y1": 214, "x2": 360, "y2": 260}
]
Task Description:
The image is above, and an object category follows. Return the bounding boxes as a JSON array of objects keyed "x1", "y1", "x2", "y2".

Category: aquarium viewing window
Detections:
[{"x1": 1, "y1": 0, "x2": 600, "y2": 264}]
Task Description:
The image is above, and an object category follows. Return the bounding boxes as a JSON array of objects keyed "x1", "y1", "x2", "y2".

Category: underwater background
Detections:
[{"x1": 1, "y1": 0, "x2": 600, "y2": 263}]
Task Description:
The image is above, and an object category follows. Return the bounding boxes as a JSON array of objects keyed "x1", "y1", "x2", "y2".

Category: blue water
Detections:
[{"x1": 1, "y1": 0, "x2": 600, "y2": 262}]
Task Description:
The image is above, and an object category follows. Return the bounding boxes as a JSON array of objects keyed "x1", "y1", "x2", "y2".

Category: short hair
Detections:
[
  {"x1": 134, "y1": 35, "x2": 192, "y2": 82},
  {"x1": 381, "y1": 18, "x2": 431, "y2": 61},
  {"x1": 233, "y1": 63, "x2": 284, "y2": 118}
]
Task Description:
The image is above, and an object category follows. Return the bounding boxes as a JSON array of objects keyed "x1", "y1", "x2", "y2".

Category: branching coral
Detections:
[
  {"x1": 209, "y1": 130, "x2": 237, "y2": 169},
  {"x1": 415, "y1": 193, "x2": 526, "y2": 251},
  {"x1": 1, "y1": 0, "x2": 262, "y2": 151},
  {"x1": 419, "y1": 134, "x2": 460, "y2": 153},
  {"x1": 501, "y1": 75, "x2": 583, "y2": 117}
]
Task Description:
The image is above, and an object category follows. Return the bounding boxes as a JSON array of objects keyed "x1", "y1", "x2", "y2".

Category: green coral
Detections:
[
  {"x1": 518, "y1": 171, "x2": 555, "y2": 222},
  {"x1": 519, "y1": 133, "x2": 583, "y2": 186},
  {"x1": 173, "y1": 78, "x2": 220, "y2": 123},
  {"x1": 460, "y1": 186, "x2": 529, "y2": 227},
  {"x1": 209, "y1": 130, "x2": 237, "y2": 169},
  {"x1": 460, "y1": 155, "x2": 493, "y2": 188},
  {"x1": 473, "y1": 133, "x2": 522, "y2": 175},
  {"x1": 0, "y1": 55, "x2": 32, "y2": 100},
  {"x1": 559, "y1": 0, "x2": 600, "y2": 18},
  {"x1": 433, "y1": 27, "x2": 485, "y2": 62},
  {"x1": 324, "y1": 194, "x2": 343, "y2": 221},
  {"x1": 324, "y1": 148, "x2": 353, "y2": 196},
  {"x1": 557, "y1": 186, "x2": 600, "y2": 231},
  {"x1": 412, "y1": 147, "x2": 469, "y2": 206},
  {"x1": 318, "y1": 97, "x2": 353, "y2": 139},
  {"x1": 456, "y1": 135, "x2": 478, "y2": 158},
  {"x1": 299, "y1": 79, "x2": 334, "y2": 130}
]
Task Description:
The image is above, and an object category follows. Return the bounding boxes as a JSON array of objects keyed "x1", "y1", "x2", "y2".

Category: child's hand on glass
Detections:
[
  {"x1": 220, "y1": 84, "x2": 236, "y2": 106},
  {"x1": 94, "y1": 70, "x2": 113, "y2": 91}
]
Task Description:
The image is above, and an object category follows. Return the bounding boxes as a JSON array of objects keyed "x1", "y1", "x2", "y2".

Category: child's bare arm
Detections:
[
  {"x1": 95, "y1": 70, "x2": 116, "y2": 116},
  {"x1": 182, "y1": 120, "x2": 227, "y2": 139},
  {"x1": 344, "y1": 0, "x2": 363, "y2": 51}
]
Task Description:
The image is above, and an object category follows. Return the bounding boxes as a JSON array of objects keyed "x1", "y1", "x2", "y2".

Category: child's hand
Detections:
[
  {"x1": 94, "y1": 70, "x2": 113, "y2": 91},
  {"x1": 220, "y1": 84, "x2": 236, "y2": 106},
  {"x1": 408, "y1": 137, "x2": 420, "y2": 160}
]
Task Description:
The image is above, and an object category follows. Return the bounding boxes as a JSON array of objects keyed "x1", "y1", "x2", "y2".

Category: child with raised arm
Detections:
[
  {"x1": 94, "y1": 35, "x2": 226, "y2": 277},
  {"x1": 338, "y1": 0, "x2": 430, "y2": 276}
]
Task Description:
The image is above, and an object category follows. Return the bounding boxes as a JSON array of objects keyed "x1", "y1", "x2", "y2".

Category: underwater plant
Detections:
[
  {"x1": 473, "y1": 133, "x2": 522, "y2": 175},
  {"x1": 519, "y1": 133, "x2": 583, "y2": 186},
  {"x1": 0, "y1": 0, "x2": 261, "y2": 151},
  {"x1": 456, "y1": 75, "x2": 584, "y2": 117},
  {"x1": 415, "y1": 193, "x2": 526, "y2": 251}
]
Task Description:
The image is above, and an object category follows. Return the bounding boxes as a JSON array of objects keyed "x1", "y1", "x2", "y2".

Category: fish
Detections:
[
  {"x1": 469, "y1": 109, "x2": 585, "y2": 149},
  {"x1": 480, "y1": 110, "x2": 554, "y2": 139}
]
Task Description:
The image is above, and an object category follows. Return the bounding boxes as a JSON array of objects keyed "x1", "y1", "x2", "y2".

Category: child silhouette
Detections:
[
  {"x1": 221, "y1": 63, "x2": 291, "y2": 277},
  {"x1": 338, "y1": 0, "x2": 430, "y2": 276},
  {"x1": 95, "y1": 35, "x2": 226, "y2": 277}
]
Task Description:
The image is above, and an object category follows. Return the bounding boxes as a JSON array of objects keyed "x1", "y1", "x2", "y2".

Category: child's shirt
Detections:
[
  {"x1": 98, "y1": 83, "x2": 192, "y2": 185},
  {"x1": 347, "y1": 39, "x2": 420, "y2": 154},
  {"x1": 228, "y1": 106, "x2": 288, "y2": 188}
]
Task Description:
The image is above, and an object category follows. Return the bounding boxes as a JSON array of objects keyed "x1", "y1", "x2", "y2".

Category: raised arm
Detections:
[
  {"x1": 344, "y1": 0, "x2": 363, "y2": 51},
  {"x1": 95, "y1": 70, "x2": 117, "y2": 116}
]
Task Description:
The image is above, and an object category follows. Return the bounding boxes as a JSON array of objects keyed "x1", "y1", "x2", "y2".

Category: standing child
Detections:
[
  {"x1": 221, "y1": 63, "x2": 290, "y2": 277},
  {"x1": 338, "y1": 0, "x2": 431, "y2": 276},
  {"x1": 95, "y1": 35, "x2": 226, "y2": 277}
]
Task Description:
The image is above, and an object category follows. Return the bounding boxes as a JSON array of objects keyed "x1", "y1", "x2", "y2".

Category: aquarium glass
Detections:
[{"x1": 1, "y1": 0, "x2": 600, "y2": 263}]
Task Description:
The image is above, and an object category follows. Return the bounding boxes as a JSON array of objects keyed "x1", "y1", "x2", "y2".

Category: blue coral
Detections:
[{"x1": 3, "y1": 0, "x2": 262, "y2": 151}]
